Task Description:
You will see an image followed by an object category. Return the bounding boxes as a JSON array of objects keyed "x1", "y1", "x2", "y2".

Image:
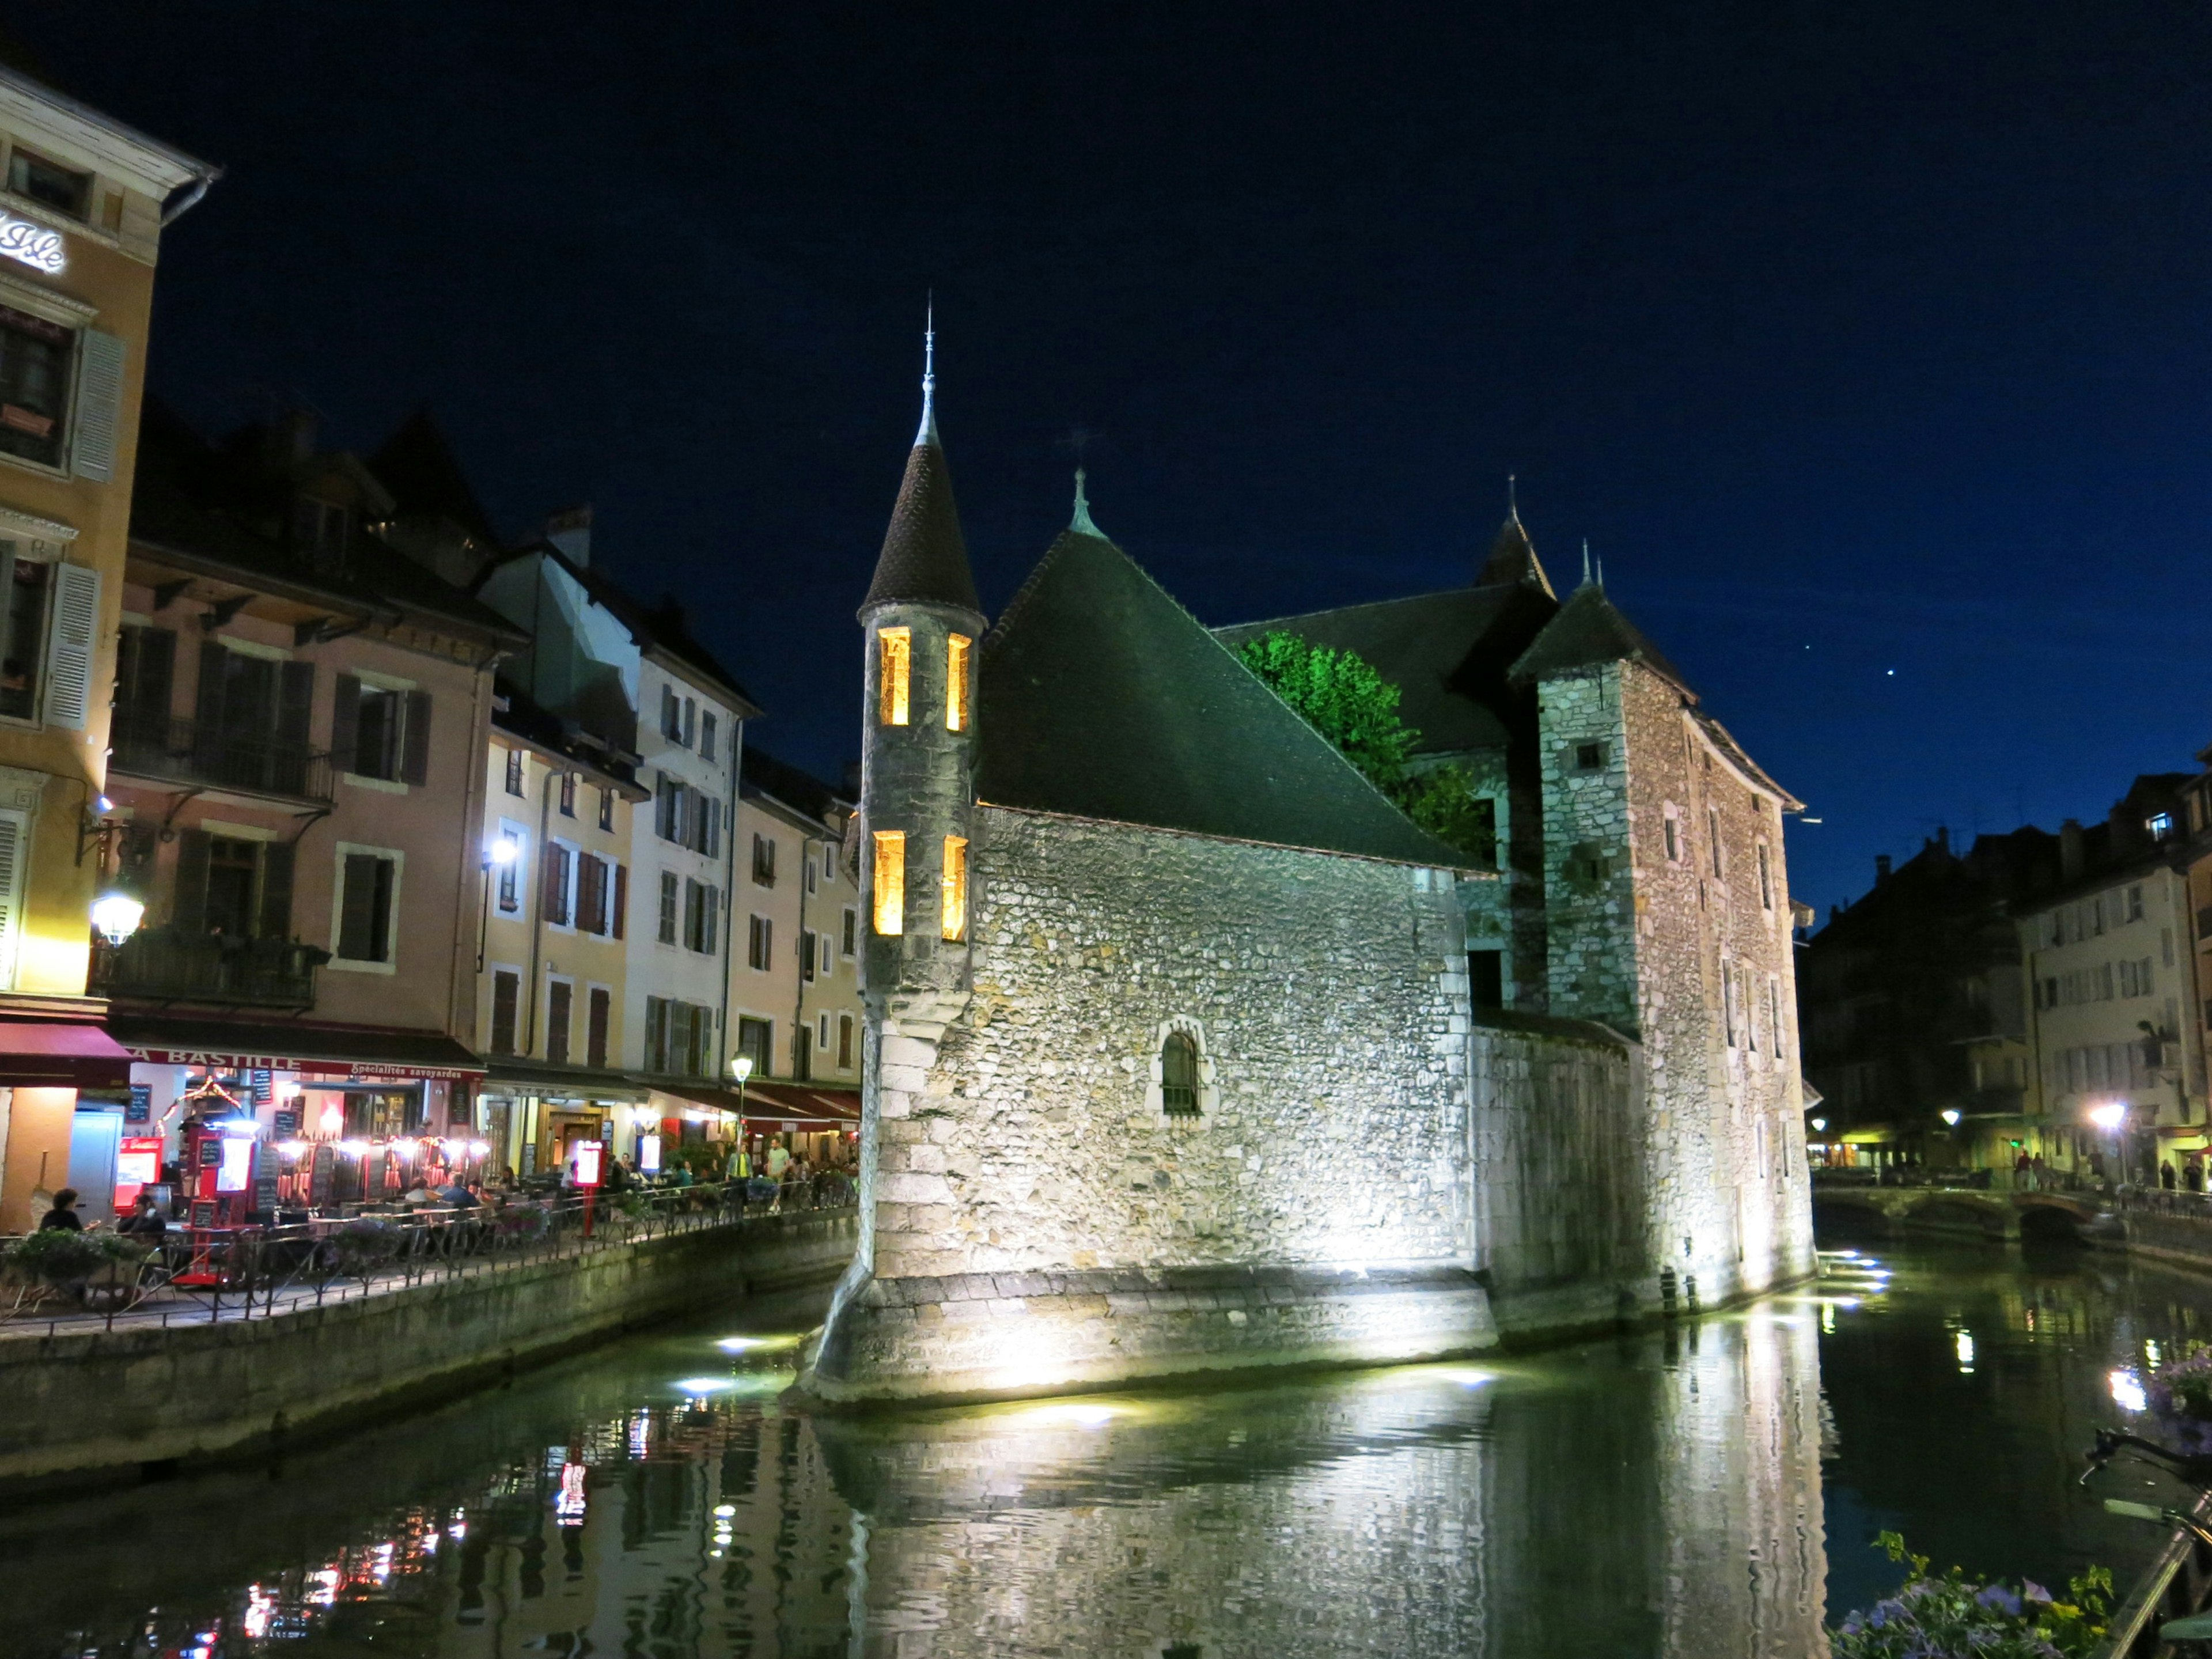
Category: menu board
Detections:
[
  {"x1": 125, "y1": 1084, "x2": 151, "y2": 1124},
  {"x1": 309, "y1": 1143, "x2": 335, "y2": 1208},
  {"x1": 114, "y1": 1136, "x2": 164, "y2": 1213},
  {"x1": 272, "y1": 1109, "x2": 300, "y2": 1138}
]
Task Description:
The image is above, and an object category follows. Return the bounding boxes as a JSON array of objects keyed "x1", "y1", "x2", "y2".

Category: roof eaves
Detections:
[{"x1": 978, "y1": 798, "x2": 1497, "y2": 876}]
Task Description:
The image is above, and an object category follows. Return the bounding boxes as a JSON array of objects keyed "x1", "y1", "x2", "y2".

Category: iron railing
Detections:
[
  {"x1": 110, "y1": 710, "x2": 335, "y2": 805},
  {"x1": 91, "y1": 928, "x2": 327, "y2": 1007},
  {"x1": 0, "y1": 1180, "x2": 855, "y2": 1335}
]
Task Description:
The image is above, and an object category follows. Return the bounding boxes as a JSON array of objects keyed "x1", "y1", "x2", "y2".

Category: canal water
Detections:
[{"x1": 7, "y1": 1240, "x2": 2212, "y2": 1657}]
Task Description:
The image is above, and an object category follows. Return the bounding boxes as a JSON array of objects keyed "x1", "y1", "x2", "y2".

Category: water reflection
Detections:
[{"x1": 31, "y1": 1240, "x2": 2190, "y2": 1657}]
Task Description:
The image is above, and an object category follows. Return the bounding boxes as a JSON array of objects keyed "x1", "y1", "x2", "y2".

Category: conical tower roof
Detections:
[
  {"x1": 1508, "y1": 579, "x2": 1688, "y2": 692},
  {"x1": 1478, "y1": 506, "x2": 1554, "y2": 596},
  {"x1": 861, "y1": 323, "x2": 983, "y2": 619},
  {"x1": 976, "y1": 513, "x2": 1465, "y2": 867}
]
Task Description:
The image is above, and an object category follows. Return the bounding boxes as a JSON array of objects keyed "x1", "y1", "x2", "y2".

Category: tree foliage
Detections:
[{"x1": 1235, "y1": 630, "x2": 1492, "y2": 861}]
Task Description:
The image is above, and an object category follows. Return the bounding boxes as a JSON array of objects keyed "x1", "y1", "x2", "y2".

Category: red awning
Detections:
[{"x1": 0, "y1": 1018, "x2": 135, "y2": 1089}]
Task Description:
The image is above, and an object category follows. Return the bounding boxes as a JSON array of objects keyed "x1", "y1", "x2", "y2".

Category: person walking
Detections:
[{"x1": 2163, "y1": 1160, "x2": 2179, "y2": 1192}]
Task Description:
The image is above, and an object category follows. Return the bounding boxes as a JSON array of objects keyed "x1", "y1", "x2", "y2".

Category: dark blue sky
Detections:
[{"x1": 20, "y1": 1, "x2": 2212, "y2": 915}]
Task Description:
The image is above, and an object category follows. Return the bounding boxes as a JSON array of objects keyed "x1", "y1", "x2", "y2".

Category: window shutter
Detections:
[
  {"x1": 645, "y1": 996, "x2": 668, "y2": 1071},
  {"x1": 172, "y1": 829, "x2": 212, "y2": 935},
  {"x1": 0, "y1": 543, "x2": 16, "y2": 679},
  {"x1": 0, "y1": 811, "x2": 23, "y2": 988},
  {"x1": 70, "y1": 328, "x2": 127, "y2": 482},
  {"x1": 130, "y1": 625, "x2": 176, "y2": 724},
  {"x1": 543, "y1": 844, "x2": 569, "y2": 926},
  {"x1": 257, "y1": 840, "x2": 296, "y2": 939},
  {"x1": 338, "y1": 853, "x2": 378, "y2": 959},
  {"x1": 330, "y1": 675, "x2": 360, "y2": 768},
  {"x1": 276, "y1": 661, "x2": 315, "y2": 748},
  {"x1": 577, "y1": 854, "x2": 605, "y2": 934},
  {"x1": 587, "y1": 987, "x2": 610, "y2": 1069},
  {"x1": 41, "y1": 561, "x2": 99, "y2": 729},
  {"x1": 611, "y1": 863, "x2": 627, "y2": 940},
  {"x1": 401, "y1": 690, "x2": 432, "y2": 785}
]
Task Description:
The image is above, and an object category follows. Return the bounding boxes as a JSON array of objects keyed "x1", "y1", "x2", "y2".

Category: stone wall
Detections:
[
  {"x1": 1535, "y1": 660, "x2": 1815, "y2": 1305},
  {"x1": 1471, "y1": 1009, "x2": 1650, "y2": 1335},
  {"x1": 812, "y1": 805, "x2": 1493, "y2": 1399},
  {"x1": 0, "y1": 1209, "x2": 854, "y2": 1484}
]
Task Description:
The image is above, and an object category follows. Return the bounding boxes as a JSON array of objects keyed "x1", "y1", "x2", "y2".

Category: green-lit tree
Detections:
[{"x1": 1234, "y1": 630, "x2": 1489, "y2": 859}]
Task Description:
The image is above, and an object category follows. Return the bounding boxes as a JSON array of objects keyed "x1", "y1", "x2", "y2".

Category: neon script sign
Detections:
[{"x1": 0, "y1": 213, "x2": 63, "y2": 275}]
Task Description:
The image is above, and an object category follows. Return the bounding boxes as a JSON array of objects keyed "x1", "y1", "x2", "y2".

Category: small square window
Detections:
[
  {"x1": 505, "y1": 749, "x2": 524, "y2": 795},
  {"x1": 598, "y1": 787, "x2": 614, "y2": 832},
  {"x1": 1575, "y1": 742, "x2": 1605, "y2": 771},
  {"x1": 7, "y1": 149, "x2": 88, "y2": 219},
  {"x1": 558, "y1": 772, "x2": 577, "y2": 816}
]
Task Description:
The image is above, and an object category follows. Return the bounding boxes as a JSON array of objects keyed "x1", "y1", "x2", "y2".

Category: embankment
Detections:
[{"x1": 0, "y1": 1207, "x2": 855, "y2": 1486}]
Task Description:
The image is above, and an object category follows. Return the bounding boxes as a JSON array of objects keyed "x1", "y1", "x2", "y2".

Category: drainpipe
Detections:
[
  {"x1": 718, "y1": 721, "x2": 741, "y2": 1085},
  {"x1": 793, "y1": 813, "x2": 812, "y2": 1080},
  {"x1": 522, "y1": 757, "x2": 555, "y2": 1054},
  {"x1": 160, "y1": 170, "x2": 221, "y2": 226}
]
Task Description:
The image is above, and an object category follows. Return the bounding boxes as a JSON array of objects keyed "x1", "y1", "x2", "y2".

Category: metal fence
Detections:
[{"x1": 0, "y1": 1179, "x2": 854, "y2": 1338}]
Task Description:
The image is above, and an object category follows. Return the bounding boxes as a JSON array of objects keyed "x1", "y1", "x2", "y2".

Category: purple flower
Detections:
[
  {"x1": 2022, "y1": 1579, "x2": 2052, "y2": 1603},
  {"x1": 1975, "y1": 1583, "x2": 2024, "y2": 1616}
]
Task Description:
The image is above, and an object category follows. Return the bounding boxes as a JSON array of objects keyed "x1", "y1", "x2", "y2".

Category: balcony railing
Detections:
[
  {"x1": 92, "y1": 929, "x2": 329, "y2": 1009},
  {"x1": 109, "y1": 710, "x2": 335, "y2": 805}
]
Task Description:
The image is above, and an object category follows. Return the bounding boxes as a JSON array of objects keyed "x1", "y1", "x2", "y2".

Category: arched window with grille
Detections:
[{"x1": 1160, "y1": 1031, "x2": 1200, "y2": 1116}]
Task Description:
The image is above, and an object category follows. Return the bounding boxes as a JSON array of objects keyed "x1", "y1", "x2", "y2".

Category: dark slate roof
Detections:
[
  {"x1": 863, "y1": 438, "x2": 982, "y2": 618},
  {"x1": 1508, "y1": 582, "x2": 1690, "y2": 692},
  {"x1": 742, "y1": 745, "x2": 852, "y2": 824},
  {"x1": 1214, "y1": 580, "x2": 1559, "y2": 756},
  {"x1": 130, "y1": 400, "x2": 525, "y2": 646},
  {"x1": 976, "y1": 528, "x2": 1465, "y2": 866},
  {"x1": 369, "y1": 408, "x2": 504, "y2": 549},
  {"x1": 1478, "y1": 510, "x2": 1555, "y2": 595}
]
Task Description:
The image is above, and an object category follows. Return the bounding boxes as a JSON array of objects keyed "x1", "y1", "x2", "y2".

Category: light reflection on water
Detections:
[{"x1": 7, "y1": 1242, "x2": 2209, "y2": 1656}]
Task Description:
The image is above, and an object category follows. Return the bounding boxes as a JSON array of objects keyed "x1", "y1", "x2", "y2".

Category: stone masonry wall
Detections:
[
  {"x1": 808, "y1": 806, "x2": 1497, "y2": 1399},
  {"x1": 872, "y1": 805, "x2": 1479, "y2": 1280},
  {"x1": 1536, "y1": 661, "x2": 1814, "y2": 1305}
]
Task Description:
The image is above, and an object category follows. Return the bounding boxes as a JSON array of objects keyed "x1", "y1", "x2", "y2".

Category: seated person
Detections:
[{"x1": 118, "y1": 1193, "x2": 169, "y2": 1245}]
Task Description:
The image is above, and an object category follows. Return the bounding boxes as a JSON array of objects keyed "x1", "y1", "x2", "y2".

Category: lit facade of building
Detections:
[{"x1": 0, "y1": 67, "x2": 215, "y2": 1230}]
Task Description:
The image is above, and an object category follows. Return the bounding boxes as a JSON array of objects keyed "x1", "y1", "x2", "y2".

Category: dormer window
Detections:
[
  {"x1": 877, "y1": 628, "x2": 911, "y2": 725},
  {"x1": 293, "y1": 497, "x2": 349, "y2": 566},
  {"x1": 7, "y1": 149, "x2": 88, "y2": 219},
  {"x1": 946, "y1": 634, "x2": 972, "y2": 732}
]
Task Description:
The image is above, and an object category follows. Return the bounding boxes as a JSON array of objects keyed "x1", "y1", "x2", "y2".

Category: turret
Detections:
[{"x1": 858, "y1": 320, "x2": 988, "y2": 1005}]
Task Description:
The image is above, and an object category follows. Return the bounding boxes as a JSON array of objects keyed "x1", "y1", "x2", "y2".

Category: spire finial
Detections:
[
  {"x1": 1596, "y1": 553, "x2": 1605, "y2": 589},
  {"x1": 1070, "y1": 464, "x2": 1103, "y2": 536},
  {"x1": 1580, "y1": 539, "x2": 1592, "y2": 588},
  {"x1": 916, "y1": 293, "x2": 937, "y2": 445},
  {"x1": 1508, "y1": 473, "x2": 1518, "y2": 520}
]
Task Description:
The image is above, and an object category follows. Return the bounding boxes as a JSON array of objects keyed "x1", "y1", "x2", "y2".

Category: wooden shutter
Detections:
[
  {"x1": 41, "y1": 561, "x2": 99, "y2": 729},
  {"x1": 400, "y1": 690, "x2": 432, "y2": 785},
  {"x1": 588, "y1": 987, "x2": 610, "y2": 1067},
  {"x1": 490, "y1": 971, "x2": 518, "y2": 1055},
  {"x1": 0, "y1": 810, "x2": 23, "y2": 987},
  {"x1": 329, "y1": 675, "x2": 360, "y2": 771},
  {"x1": 577, "y1": 854, "x2": 605, "y2": 934},
  {"x1": 338, "y1": 852, "x2": 380, "y2": 959},
  {"x1": 645, "y1": 996, "x2": 667, "y2": 1071},
  {"x1": 172, "y1": 829, "x2": 212, "y2": 935},
  {"x1": 611, "y1": 863, "x2": 627, "y2": 940},
  {"x1": 257, "y1": 840, "x2": 296, "y2": 939},
  {"x1": 543, "y1": 843, "x2": 570, "y2": 926},
  {"x1": 547, "y1": 980, "x2": 572, "y2": 1065},
  {"x1": 70, "y1": 328, "x2": 127, "y2": 482},
  {"x1": 120, "y1": 624, "x2": 176, "y2": 724}
]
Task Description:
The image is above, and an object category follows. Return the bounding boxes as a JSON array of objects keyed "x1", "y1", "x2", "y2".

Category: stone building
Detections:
[{"x1": 805, "y1": 358, "x2": 1815, "y2": 1403}]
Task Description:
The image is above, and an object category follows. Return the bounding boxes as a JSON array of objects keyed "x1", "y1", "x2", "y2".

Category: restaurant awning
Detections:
[
  {"x1": 109, "y1": 1014, "x2": 486, "y2": 1082},
  {"x1": 0, "y1": 1015, "x2": 134, "y2": 1089},
  {"x1": 653, "y1": 1078, "x2": 861, "y2": 1130}
]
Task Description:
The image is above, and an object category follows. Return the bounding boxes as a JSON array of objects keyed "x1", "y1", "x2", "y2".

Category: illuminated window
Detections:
[
  {"x1": 877, "y1": 627, "x2": 911, "y2": 725},
  {"x1": 941, "y1": 835, "x2": 968, "y2": 941},
  {"x1": 872, "y1": 831, "x2": 905, "y2": 934},
  {"x1": 946, "y1": 634, "x2": 972, "y2": 732}
]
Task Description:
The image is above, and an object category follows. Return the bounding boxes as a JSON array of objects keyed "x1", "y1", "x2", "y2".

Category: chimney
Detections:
[
  {"x1": 1874, "y1": 854, "x2": 1892, "y2": 885},
  {"x1": 2060, "y1": 818, "x2": 2085, "y2": 882},
  {"x1": 544, "y1": 505, "x2": 592, "y2": 566}
]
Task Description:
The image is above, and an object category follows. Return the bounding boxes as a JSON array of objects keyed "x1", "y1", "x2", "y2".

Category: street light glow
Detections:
[
  {"x1": 2089, "y1": 1101, "x2": 2127, "y2": 1131},
  {"x1": 1940, "y1": 1109, "x2": 1961, "y2": 1127}
]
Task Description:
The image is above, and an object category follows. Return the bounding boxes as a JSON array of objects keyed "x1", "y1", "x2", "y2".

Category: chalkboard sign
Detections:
[
  {"x1": 253, "y1": 1171, "x2": 281, "y2": 1217},
  {"x1": 272, "y1": 1108, "x2": 300, "y2": 1137},
  {"x1": 250, "y1": 1069, "x2": 274, "y2": 1107},
  {"x1": 309, "y1": 1145, "x2": 334, "y2": 1208},
  {"x1": 125, "y1": 1084, "x2": 151, "y2": 1124}
]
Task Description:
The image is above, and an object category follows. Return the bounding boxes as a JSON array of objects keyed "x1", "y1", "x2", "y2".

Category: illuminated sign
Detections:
[
  {"x1": 573, "y1": 1141, "x2": 604, "y2": 1188},
  {"x1": 217, "y1": 1135, "x2": 254, "y2": 1194},
  {"x1": 0, "y1": 213, "x2": 63, "y2": 275}
]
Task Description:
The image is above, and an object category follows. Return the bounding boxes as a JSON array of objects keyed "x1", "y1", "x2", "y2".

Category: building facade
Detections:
[
  {"x1": 0, "y1": 67, "x2": 217, "y2": 1229},
  {"x1": 58, "y1": 404, "x2": 517, "y2": 1229},
  {"x1": 732, "y1": 745, "x2": 862, "y2": 1090},
  {"x1": 803, "y1": 362, "x2": 1815, "y2": 1404}
]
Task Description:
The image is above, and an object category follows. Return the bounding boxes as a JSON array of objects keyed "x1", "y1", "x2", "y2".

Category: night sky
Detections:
[{"x1": 16, "y1": 2, "x2": 2212, "y2": 918}]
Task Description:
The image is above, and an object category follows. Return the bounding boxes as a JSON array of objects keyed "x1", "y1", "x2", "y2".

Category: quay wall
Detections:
[{"x1": 0, "y1": 1208, "x2": 855, "y2": 1486}]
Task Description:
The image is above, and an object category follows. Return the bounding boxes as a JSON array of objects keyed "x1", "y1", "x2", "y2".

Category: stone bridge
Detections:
[{"x1": 1810, "y1": 1182, "x2": 2108, "y2": 1241}]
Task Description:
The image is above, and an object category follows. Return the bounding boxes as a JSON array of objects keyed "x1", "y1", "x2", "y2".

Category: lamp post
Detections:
[{"x1": 477, "y1": 837, "x2": 517, "y2": 972}]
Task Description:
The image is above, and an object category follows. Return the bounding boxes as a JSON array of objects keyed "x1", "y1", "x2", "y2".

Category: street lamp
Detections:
[
  {"x1": 730, "y1": 1052, "x2": 752, "y2": 1118},
  {"x1": 1809, "y1": 1116, "x2": 1827, "y2": 1134},
  {"x1": 90, "y1": 889, "x2": 144, "y2": 948},
  {"x1": 2088, "y1": 1099, "x2": 2128, "y2": 1190},
  {"x1": 1940, "y1": 1109, "x2": 1961, "y2": 1128}
]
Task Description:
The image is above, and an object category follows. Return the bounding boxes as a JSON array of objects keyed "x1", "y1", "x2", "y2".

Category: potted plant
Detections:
[
  {"x1": 5, "y1": 1229, "x2": 144, "y2": 1286},
  {"x1": 1829, "y1": 1534, "x2": 2111, "y2": 1658},
  {"x1": 2146, "y1": 1342, "x2": 2212, "y2": 1454}
]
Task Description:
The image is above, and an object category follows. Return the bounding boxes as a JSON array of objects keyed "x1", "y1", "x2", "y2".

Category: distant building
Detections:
[
  {"x1": 0, "y1": 65, "x2": 218, "y2": 1230},
  {"x1": 732, "y1": 746, "x2": 861, "y2": 1090},
  {"x1": 2014, "y1": 778, "x2": 2202, "y2": 1183},
  {"x1": 1796, "y1": 826, "x2": 2057, "y2": 1174}
]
